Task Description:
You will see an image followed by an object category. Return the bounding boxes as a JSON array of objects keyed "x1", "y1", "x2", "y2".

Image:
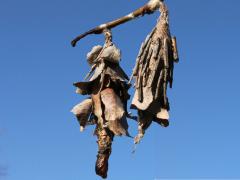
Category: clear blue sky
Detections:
[{"x1": 1, "y1": 0, "x2": 240, "y2": 179}]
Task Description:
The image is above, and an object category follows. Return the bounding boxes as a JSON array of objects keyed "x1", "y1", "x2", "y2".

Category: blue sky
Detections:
[{"x1": 1, "y1": 0, "x2": 240, "y2": 179}]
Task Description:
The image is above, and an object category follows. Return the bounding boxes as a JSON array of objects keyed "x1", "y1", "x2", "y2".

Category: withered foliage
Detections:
[
  {"x1": 70, "y1": 0, "x2": 179, "y2": 178},
  {"x1": 130, "y1": 1, "x2": 179, "y2": 144},
  {"x1": 71, "y1": 30, "x2": 130, "y2": 178}
]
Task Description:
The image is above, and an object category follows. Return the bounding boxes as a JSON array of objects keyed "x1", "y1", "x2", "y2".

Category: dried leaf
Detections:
[
  {"x1": 71, "y1": 99, "x2": 92, "y2": 130},
  {"x1": 101, "y1": 88, "x2": 128, "y2": 136}
]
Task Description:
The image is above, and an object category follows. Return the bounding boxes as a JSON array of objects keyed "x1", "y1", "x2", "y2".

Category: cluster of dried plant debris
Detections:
[{"x1": 71, "y1": 0, "x2": 179, "y2": 178}]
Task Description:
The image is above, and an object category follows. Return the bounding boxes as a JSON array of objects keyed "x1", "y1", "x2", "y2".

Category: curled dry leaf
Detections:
[{"x1": 71, "y1": 98, "x2": 92, "y2": 131}]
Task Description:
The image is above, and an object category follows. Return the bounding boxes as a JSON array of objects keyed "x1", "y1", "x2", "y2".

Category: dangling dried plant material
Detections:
[
  {"x1": 129, "y1": 1, "x2": 178, "y2": 143},
  {"x1": 71, "y1": 98, "x2": 93, "y2": 132},
  {"x1": 100, "y1": 88, "x2": 128, "y2": 136},
  {"x1": 71, "y1": 29, "x2": 130, "y2": 178},
  {"x1": 70, "y1": 0, "x2": 179, "y2": 176},
  {"x1": 71, "y1": 0, "x2": 179, "y2": 144}
]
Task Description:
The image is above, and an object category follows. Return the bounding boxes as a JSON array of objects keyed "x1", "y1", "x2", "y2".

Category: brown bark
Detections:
[{"x1": 71, "y1": 0, "x2": 163, "y2": 47}]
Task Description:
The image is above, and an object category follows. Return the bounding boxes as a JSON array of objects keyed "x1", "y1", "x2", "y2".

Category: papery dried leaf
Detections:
[
  {"x1": 100, "y1": 88, "x2": 128, "y2": 136},
  {"x1": 87, "y1": 45, "x2": 103, "y2": 65},
  {"x1": 101, "y1": 45, "x2": 121, "y2": 64},
  {"x1": 154, "y1": 108, "x2": 170, "y2": 127},
  {"x1": 131, "y1": 87, "x2": 153, "y2": 111},
  {"x1": 71, "y1": 99, "x2": 92, "y2": 130}
]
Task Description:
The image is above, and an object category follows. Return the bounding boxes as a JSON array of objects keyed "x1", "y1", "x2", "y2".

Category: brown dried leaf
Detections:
[
  {"x1": 71, "y1": 99, "x2": 92, "y2": 130},
  {"x1": 100, "y1": 88, "x2": 128, "y2": 136}
]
